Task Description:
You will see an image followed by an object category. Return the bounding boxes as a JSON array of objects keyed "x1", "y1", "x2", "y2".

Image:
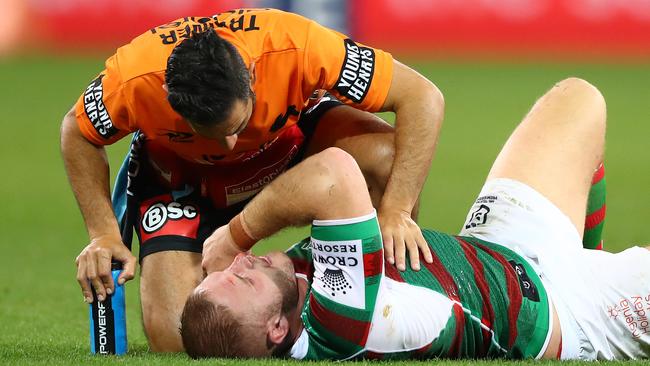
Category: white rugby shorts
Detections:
[{"x1": 459, "y1": 178, "x2": 650, "y2": 360}]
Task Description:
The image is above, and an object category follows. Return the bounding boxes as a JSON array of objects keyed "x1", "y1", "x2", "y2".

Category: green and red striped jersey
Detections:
[{"x1": 285, "y1": 213, "x2": 551, "y2": 360}]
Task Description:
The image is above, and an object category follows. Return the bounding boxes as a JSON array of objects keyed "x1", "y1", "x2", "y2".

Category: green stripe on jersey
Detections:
[{"x1": 311, "y1": 217, "x2": 382, "y2": 253}]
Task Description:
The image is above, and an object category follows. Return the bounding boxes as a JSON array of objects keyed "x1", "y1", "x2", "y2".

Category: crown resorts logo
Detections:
[{"x1": 320, "y1": 268, "x2": 353, "y2": 297}]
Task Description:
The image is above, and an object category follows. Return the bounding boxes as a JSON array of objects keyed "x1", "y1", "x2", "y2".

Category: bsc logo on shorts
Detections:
[{"x1": 141, "y1": 201, "x2": 197, "y2": 233}]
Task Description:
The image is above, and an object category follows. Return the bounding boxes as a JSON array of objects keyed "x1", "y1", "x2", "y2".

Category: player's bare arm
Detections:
[
  {"x1": 60, "y1": 106, "x2": 136, "y2": 303},
  {"x1": 201, "y1": 148, "x2": 372, "y2": 273},
  {"x1": 378, "y1": 60, "x2": 443, "y2": 271}
]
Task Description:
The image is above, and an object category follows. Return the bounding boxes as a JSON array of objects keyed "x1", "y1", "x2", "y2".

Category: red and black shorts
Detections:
[{"x1": 113, "y1": 93, "x2": 342, "y2": 261}]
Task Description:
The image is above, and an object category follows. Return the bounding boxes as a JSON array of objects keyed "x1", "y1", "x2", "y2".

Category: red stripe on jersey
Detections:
[
  {"x1": 592, "y1": 163, "x2": 605, "y2": 184},
  {"x1": 290, "y1": 257, "x2": 313, "y2": 282},
  {"x1": 309, "y1": 293, "x2": 371, "y2": 346},
  {"x1": 364, "y1": 351, "x2": 384, "y2": 359},
  {"x1": 458, "y1": 238, "x2": 495, "y2": 356},
  {"x1": 476, "y1": 243, "x2": 522, "y2": 348},
  {"x1": 363, "y1": 250, "x2": 383, "y2": 278},
  {"x1": 449, "y1": 303, "x2": 465, "y2": 358},
  {"x1": 421, "y1": 253, "x2": 465, "y2": 358},
  {"x1": 585, "y1": 204, "x2": 606, "y2": 230},
  {"x1": 414, "y1": 341, "x2": 432, "y2": 357},
  {"x1": 384, "y1": 260, "x2": 405, "y2": 282}
]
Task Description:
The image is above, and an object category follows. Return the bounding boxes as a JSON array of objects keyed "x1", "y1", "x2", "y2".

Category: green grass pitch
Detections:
[{"x1": 1, "y1": 54, "x2": 649, "y2": 365}]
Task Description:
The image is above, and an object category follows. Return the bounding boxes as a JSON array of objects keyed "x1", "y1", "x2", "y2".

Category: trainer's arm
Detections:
[
  {"x1": 379, "y1": 60, "x2": 443, "y2": 271},
  {"x1": 60, "y1": 107, "x2": 136, "y2": 303},
  {"x1": 201, "y1": 148, "x2": 373, "y2": 273}
]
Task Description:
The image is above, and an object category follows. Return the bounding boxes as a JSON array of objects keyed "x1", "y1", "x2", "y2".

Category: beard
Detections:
[
  {"x1": 270, "y1": 265, "x2": 299, "y2": 315},
  {"x1": 268, "y1": 265, "x2": 299, "y2": 357}
]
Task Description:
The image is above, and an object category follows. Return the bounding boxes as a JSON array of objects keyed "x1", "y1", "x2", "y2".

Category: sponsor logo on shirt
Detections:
[
  {"x1": 606, "y1": 294, "x2": 650, "y2": 339},
  {"x1": 157, "y1": 129, "x2": 194, "y2": 143},
  {"x1": 320, "y1": 268, "x2": 353, "y2": 296},
  {"x1": 335, "y1": 39, "x2": 376, "y2": 104},
  {"x1": 83, "y1": 75, "x2": 119, "y2": 139},
  {"x1": 224, "y1": 145, "x2": 297, "y2": 205},
  {"x1": 311, "y1": 238, "x2": 365, "y2": 308},
  {"x1": 509, "y1": 261, "x2": 540, "y2": 302}
]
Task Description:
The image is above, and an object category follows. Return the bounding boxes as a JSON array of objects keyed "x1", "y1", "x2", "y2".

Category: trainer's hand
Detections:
[
  {"x1": 202, "y1": 225, "x2": 249, "y2": 274},
  {"x1": 379, "y1": 209, "x2": 432, "y2": 271},
  {"x1": 75, "y1": 235, "x2": 136, "y2": 303}
]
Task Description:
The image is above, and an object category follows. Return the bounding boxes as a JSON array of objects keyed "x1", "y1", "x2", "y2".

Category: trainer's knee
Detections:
[
  {"x1": 354, "y1": 133, "x2": 395, "y2": 187},
  {"x1": 142, "y1": 306, "x2": 184, "y2": 352}
]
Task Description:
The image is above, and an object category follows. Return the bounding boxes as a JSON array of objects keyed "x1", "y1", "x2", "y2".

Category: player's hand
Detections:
[
  {"x1": 202, "y1": 225, "x2": 249, "y2": 274},
  {"x1": 379, "y1": 208, "x2": 432, "y2": 271},
  {"x1": 75, "y1": 235, "x2": 136, "y2": 303}
]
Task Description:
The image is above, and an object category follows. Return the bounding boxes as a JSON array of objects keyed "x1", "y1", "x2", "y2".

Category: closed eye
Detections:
[{"x1": 234, "y1": 273, "x2": 254, "y2": 287}]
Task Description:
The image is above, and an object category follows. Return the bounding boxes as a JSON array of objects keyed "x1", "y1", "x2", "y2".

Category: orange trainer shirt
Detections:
[{"x1": 75, "y1": 8, "x2": 394, "y2": 165}]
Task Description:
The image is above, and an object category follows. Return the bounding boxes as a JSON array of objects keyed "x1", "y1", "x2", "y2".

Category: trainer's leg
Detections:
[
  {"x1": 303, "y1": 105, "x2": 403, "y2": 213},
  {"x1": 487, "y1": 77, "x2": 606, "y2": 234},
  {"x1": 140, "y1": 251, "x2": 203, "y2": 352}
]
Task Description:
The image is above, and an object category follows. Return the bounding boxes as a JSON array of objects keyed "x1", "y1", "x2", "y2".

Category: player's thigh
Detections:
[{"x1": 487, "y1": 77, "x2": 606, "y2": 234}]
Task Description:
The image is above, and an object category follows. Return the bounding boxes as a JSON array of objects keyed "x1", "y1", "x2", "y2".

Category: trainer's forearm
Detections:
[
  {"x1": 381, "y1": 73, "x2": 444, "y2": 214},
  {"x1": 60, "y1": 110, "x2": 120, "y2": 240}
]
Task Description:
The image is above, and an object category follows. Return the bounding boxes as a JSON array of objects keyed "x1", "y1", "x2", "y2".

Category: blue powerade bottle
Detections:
[{"x1": 89, "y1": 262, "x2": 127, "y2": 355}]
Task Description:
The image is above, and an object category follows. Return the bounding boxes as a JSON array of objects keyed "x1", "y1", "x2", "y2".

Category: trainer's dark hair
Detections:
[
  {"x1": 166, "y1": 30, "x2": 251, "y2": 126},
  {"x1": 180, "y1": 291, "x2": 247, "y2": 358}
]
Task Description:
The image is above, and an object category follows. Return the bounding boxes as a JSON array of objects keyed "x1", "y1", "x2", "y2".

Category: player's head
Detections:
[
  {"x1": 180, "y1": 252, "x2": 299, "y2": 359},
  {"x1": 165, "y1": 30, "x2": 254, "y2": 145}
]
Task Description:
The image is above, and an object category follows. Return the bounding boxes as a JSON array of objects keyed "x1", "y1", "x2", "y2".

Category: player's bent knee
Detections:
[
  {"x1": 316, "y1": 147, "x2": 360, "y2": 175},
  {"x1": 554, "y1": 77, "x2": 606, "y2": 112},
  {"x1": 309, "y1": 148, "x2": 372, "y2": 214}
]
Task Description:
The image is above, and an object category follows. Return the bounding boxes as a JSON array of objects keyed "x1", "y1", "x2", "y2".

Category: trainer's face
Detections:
[
  {"x1": 196, "y1": 252, "x2": 298, "y2": 320},
  {"x1": 189, "y1": 96, "x2": 254, "y2": 151}
]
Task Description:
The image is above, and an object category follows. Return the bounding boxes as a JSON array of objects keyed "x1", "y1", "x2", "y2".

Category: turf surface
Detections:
[{"x1": 1, "y1": 55, "x2": 649, "y2": 364}]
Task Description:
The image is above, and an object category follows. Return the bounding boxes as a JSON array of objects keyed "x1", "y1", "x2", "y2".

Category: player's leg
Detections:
[
  {"x1": 486, "y1": 77, "x2": 606, "y2": 234},
  {"x1": 583, "y1": 162, "x2": 606, "y2": 249},
  {"x1": 299, "y1": 92, "x2": 399, "y2": 212}
]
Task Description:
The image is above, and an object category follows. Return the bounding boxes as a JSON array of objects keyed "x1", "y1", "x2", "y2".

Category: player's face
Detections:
[
  {"x1": 189, "y1": 96, "x2": 254, "y2": 150},
  {"x1": 196, "y1": 252, "x2": 298, "y2": 320}
]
